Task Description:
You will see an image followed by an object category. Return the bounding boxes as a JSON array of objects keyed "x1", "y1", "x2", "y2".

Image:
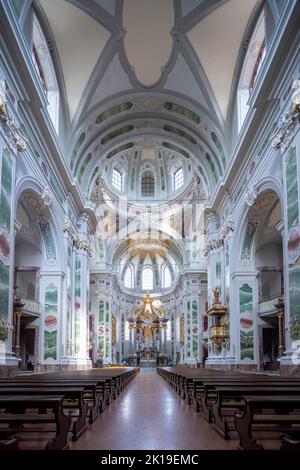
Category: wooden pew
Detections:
[
  {"x1": 281, "y1": 431, "x2": 300, "y2": 450},
  {"x1": 209, "y1": 384, "x2": 300, "y2": 439},
  {"x1": 0, "y1": 386, "x2": 87, "y2": 440},
  {"x1": 0, "y1": 433, "x2": 19, "y2": 451},
  {"x1": 0, "y1": 395, "x2": 71, "y2": 450},
  {"x1": 234, "y1": 395, "x2": 300, "y2": 450},
  {"x1": 0, "y1": 380, "x2": 101, "y2": 423}
]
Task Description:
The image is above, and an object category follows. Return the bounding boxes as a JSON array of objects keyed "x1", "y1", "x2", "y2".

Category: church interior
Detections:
[{"x1": 0, "y1": 0, "x2": 300, "y2": 452}]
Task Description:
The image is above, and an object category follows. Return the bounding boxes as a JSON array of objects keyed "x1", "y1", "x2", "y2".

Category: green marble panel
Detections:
[
  {"x1": 187, "y1": 301, "x2": 191, "y2": 358},
  {"x1": 192, "y1": 301, "x2": 198, "y2": 355},
  {"x1": 45, "y1": 283, "x2": 58, "y2": 315},
  {"x1": 289, "y1": 265, "x2": 300, "y2": 340},
  {"x1": 0, "y1": 149, "x2": 12, "y2": 231},
  {"x1": 75, "y1": 257, "x2": 81, "y2": 354},
  {"x1": 44, "y1": 283, "x2": 58, "y2": 361},
  {"x1": 239, "y1": 284, "x2": 254, "y2": 361},
  {"x1": 286, "y1": 147, "x2": 299, "y2": 230},
  {"x1": 44, "y1": 331, "x2": 57, "y2": 360},
  {"x1": 0, "y1": 261, "x2": 9, "y2": 327}
]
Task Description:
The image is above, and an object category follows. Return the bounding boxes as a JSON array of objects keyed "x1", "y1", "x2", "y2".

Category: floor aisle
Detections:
[{"x1": 70, "y1": 369, "x2": 236, "y2": 450}]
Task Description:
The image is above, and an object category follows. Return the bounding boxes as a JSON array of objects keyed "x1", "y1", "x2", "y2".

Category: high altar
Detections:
[{"x1": 127, "y1": 294, "x2": 168, "y2": 365}]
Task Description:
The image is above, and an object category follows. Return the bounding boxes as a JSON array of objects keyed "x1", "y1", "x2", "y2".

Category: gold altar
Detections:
[{"x1": 127, "y1": 294, "x2": 168, "y2": 361}]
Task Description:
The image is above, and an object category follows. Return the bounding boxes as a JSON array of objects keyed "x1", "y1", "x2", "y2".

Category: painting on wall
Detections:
[
  {"x1": 98, "y1": 300, "x2": 105, "y2": 356},
  {"x1": 44, "y1": 330, "x2": 57, "y2": 360},
  {"x1": 289, "y1": 264, "x2": 300, "y2": 341},
  {"x1": 75, "y1": 257, "x2": 81, "y2": 354},
  {"x1": 192, "y1": 300, "x2": 198, "y2": 356},
  {"x1": 44, "y1": 283, "x2": 58, "y2": 361},
  {"x1": 0, "y1": 261, "x2": 9, "y2": 340},
  {"x1": 186, "y1": 301, "x2": 191, "y2": 358},
  {"x1": 0, "y1": 149, "x2": 12, "y2": 333},
  {"x1": 0, "y1": 149, "x2": 12, "y2": 233},
  {"x1": 288, "y1": 225, "x2": 300, "y2": 264},
  {"x1": 286, "y1": 147, "x2": 299, "y2": 230},
  {"x1": 239, "y1": 283, "x2": 254, "y2": 361},
  {"x1": 285, "y1": 146, "x2": 300, "y2": 341}
]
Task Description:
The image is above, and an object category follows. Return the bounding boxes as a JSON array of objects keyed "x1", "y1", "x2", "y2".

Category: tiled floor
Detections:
[{"x1": 70, "y1": 368, "x2": 237, "y2": 450}]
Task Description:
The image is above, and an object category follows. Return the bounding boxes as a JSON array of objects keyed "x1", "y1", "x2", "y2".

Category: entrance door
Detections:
[
  {"x1": 20, "y1": 327, "x2": 35, "y2": 371},
  {"x1": 262, "y1": 325, "x2": 279, "y2": 371}
]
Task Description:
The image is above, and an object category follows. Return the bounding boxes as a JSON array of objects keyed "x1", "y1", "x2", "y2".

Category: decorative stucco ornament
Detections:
[
  {"x1": 0, "y1": 95, "x2": 27, "y2": 153},
  {"x1": 204, "y1": 221, "x2": 234, "y2": 255},
  {"x1": 41, "y1": 186, "x2": 53, "y2": 208},
  {"x1": 63, "y1": 219, "x2": 72, "y2": 234},
  {"x1": 271, "y1": 79, "x2": 300, "y2": 150},
  {"x1": 245, "y1": 186, "x2": 257, "y2": 207}
]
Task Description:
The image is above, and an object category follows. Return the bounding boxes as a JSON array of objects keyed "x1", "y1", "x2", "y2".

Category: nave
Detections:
[
  {"x1": 2, "y1": 365, "x2": 299, "y2": 451},
  {"x1": 70, "y1": 369, "x2": 235, "y2": 451}
]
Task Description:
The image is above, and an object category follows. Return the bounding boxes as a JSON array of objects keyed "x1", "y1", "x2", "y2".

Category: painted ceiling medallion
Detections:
[
  {"x1": 21, "y1": 189, "x2": 42, "y2": 210},
  {"x1": 123, "y1": 0, "x2": 174, "y2": 86}
]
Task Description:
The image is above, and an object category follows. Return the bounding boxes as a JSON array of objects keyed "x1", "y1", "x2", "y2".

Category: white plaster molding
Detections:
[
  {"x1": 271, "y1": 79, "x2": 300, "y2": 150},
  {"x1": 0, "y1": 95, "x2": 27, "y2": 153}
]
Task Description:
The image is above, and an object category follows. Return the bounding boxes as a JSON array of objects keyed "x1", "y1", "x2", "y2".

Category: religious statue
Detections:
[
  {"x1": 213, "y1": 287, "x2": 220, "y2": 304},
  {"x1": 143, "y1": 324, "x2": 153, "y2": 348}
]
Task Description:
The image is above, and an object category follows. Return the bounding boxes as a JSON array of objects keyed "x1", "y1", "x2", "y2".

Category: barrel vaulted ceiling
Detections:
[{"x1": 35, "y1": 0, "x2": 263, "y2": 196}]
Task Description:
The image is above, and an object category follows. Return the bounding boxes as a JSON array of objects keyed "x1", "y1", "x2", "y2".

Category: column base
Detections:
[
  {"x1": 0, "y1": 350, "x2": 20, "y2": 377},
  {"x1": 280, "y1": 351, "x2": 300, "y2": 376}
]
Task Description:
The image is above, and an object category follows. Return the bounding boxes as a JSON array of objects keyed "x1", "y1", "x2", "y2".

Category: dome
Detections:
[{"x1": 93, "y1": 142, "x2": 195, "y2": 203}]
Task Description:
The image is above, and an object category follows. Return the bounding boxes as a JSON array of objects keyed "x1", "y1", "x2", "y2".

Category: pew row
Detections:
[
  {"x1": 0, "y1": 367, "x2": 139, "y2": 450},
  {"x1": 157, "y1": 366, "x2": 300, "y2": 450}
]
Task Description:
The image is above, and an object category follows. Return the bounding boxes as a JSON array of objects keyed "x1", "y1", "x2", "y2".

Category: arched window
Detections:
[
  {"x1": 173, "y1": 167, "x2": 184, "y2": 190},
  {"x1": 124, "y1": 265, "x2": 133, "y2": 289},
  {"x1": 32, "y1": 13, "x2": 59, "y2": 132},
  {"x1": 237, "y1": 11, "x2": 266, "y2": 131},
  {"x1": 142, "y1": 267, "x2": 153, "y2": 290},
  {"x1": 162, "y1": 265, "x2": 172, "y2": 288},
  {"x1": 141, "y1": 171, "x2": 154, "y2": 197},
  {"x1": 112, "y1": 168, "x2": 123, "y2": 192}
]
